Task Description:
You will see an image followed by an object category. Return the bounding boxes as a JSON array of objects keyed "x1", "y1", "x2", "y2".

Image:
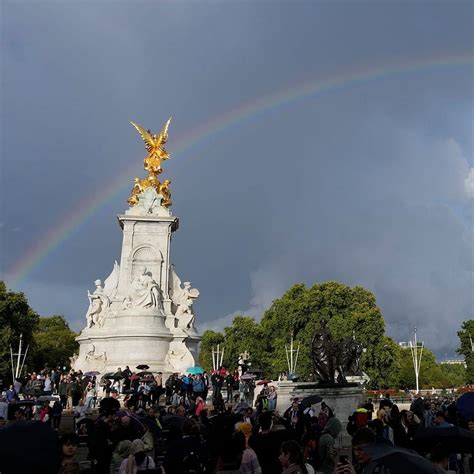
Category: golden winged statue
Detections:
[{"x1": 127, "y1": 118, "x2": 173, "y2": 208}]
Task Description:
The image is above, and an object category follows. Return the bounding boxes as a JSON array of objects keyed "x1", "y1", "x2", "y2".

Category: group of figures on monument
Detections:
[
  {"x1": 311, "y1": 321, "x2": 363, "y2": 385},
  {"x1": 85, "y1": 261, "x2": 199, "y2": 333}
]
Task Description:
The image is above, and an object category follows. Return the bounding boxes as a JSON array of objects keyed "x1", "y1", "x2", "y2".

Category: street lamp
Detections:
[{"x1": 409, "y1": 327, "x2": 424, "y2": 393}]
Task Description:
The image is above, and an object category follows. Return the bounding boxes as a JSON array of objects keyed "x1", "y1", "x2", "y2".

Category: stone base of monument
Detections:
[{"x1": 276, "y1": 381, "x2": 363, "y2": 447}]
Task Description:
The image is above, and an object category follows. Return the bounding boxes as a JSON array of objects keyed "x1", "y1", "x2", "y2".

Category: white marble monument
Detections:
[{"x1": 73, "y1": 119, "x2": 201, "y2": 374}]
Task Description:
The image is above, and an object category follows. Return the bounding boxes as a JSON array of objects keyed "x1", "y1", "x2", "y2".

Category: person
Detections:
[
  {"x1": 0, "y1": 395, "x2": 8, "y2": 420},
  {"x1": 379, "y1": 393, "x2": 393, "y2": 410},
  {"x1": 59, "y1": 376, "x2": 68, "y2": 409},
  {"x1": 84, "y1": 382, "x2": 97, "y2": 411},
  {"x1": 268, "y1": 386, "x2": 278, "y2": 411},
  {"x1": 363, "y1": 398, "x2": 374, "y2": 420},
  {"x1": 225, "y1": 371, "x2": 235, "y2": 403},
  {"x1": 52, "y1": 400, "x2": 63, "y2": 430},
  {"x1": 43, "y1": 374, "x2": 53, "y2": 395},
  {"x1": 367, "y1": 419, "x2": 393, "y2": 446},
  {"x1": 163, "y1": 418, "x2": 209, "y2": 473},
  {"x1": 6, "y1": 385, "x2": 17, "y2": 403},
  {"x1": 110, "y1": 440, "x2": 132, "y2": 474},
  {"x1": 100, "y1": 390, "x2": 121, "y2": 414},
  {"x1": 118, "y1": 438, "x2": 155, "y2": 473},
  {"x1": 249, "y1": 411, "x2": 290, "y2": 474},
  {"x1": 235, "y1": 422, "x2": 262, "y2": 473},
  {"x1": 428, "y1": 443, "x2": 456, "y2": 473},
  {"x1": 334, "y1": 427, "x2": 381, "y2": 474},
  {"x1": 39, "y1": 401, "x2": 52, "y2": 425},
  {"x1": 59, "y1": 433, "x2": 81, "y2": 474},
  {"x1": 317, "y1": 417, "x2": 342, "y2": 473},
  {"x1": 279, "y1": 440, "x2": 313, "y2": 474},
  {"x1": 433, "y1": 411, "x2": 452, "y2": 428},
  {"x1": 89, "y1": 412, "x2": 115, "y2": 474}
]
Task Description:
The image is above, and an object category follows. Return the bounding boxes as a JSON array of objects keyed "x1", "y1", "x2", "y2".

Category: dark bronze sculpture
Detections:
[{"x1": 311, "y1": 323, "x2": 363, "y2": 384}]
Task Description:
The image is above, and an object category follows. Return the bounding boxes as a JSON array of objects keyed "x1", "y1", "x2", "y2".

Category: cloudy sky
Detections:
[{"x1": 1, "y1": 1, "x2": 472, "y2": 358}]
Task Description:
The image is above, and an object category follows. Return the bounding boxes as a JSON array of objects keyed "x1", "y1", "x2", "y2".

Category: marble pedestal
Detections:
[
  {"x1": 73, "y1": 187, "x2": 201, "y2": 376},
  {"x1": 276, "y1": 381, "x2": 363, "y2": 447}
]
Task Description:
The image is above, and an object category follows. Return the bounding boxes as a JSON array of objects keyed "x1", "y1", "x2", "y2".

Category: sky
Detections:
[{"x1": 1, "y1": 0, "x2": 473, "y2": 359}]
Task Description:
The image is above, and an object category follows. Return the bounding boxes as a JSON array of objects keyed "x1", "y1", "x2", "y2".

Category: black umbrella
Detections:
[
  {"x1": 0, "y1": 421, "x2": 60, "y2": 474},
  {"x1": 136, "y1": 364, "x2": 150, "y2": 370},
  {"x1": 414, "y1": 426, "x2": 474, "y2": 454},
  {"x1": 367, "y1": 444, "x2": 443, "y2": 473},
  {"x1": 102, "y1": 372, "x2": 115, "y2": 379},
  {"x1": 300, "y1": 395, "x2": 323, "y2": 408}
]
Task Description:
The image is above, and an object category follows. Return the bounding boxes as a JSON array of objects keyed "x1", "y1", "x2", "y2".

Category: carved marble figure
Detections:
[
  {"x1": 127, "y1": 266, "x2": 164, "y2": 311},
  {"x1": 169, "y1": 265, "x2": 199, "y2": 329}
]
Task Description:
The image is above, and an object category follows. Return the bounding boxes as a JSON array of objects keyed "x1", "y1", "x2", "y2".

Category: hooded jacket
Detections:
[{"x1": 317, "y1": 417, "x2": 342, "y2": 474}]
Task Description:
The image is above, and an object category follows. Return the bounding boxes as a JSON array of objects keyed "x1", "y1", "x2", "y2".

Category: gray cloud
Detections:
[{"x1": 1, "y1": 1, "x2": 472, "y2": 359}]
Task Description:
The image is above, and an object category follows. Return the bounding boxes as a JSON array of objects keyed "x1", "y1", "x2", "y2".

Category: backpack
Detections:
[
  {"x1": 304, "y1": 427, "x2": 324, "y2": 469},
  {"x1": 181, "y1": 450, "x2": 206, "y2": 474}
]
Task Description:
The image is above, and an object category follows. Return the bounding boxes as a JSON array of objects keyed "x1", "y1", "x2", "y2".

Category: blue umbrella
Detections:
[
  {"x1": 457, "y1": 392, "x2": 474, "y2": 419},
  {"x1": 186, "y1": 366, "x2": 204, "y2": 375}
]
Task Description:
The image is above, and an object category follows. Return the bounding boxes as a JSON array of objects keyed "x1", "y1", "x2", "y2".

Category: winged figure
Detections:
[
  {"x1": 169, "y1": 265, "x2": 199, "y2": 329},
  {"x1": 130, "y1": 118, "x2": 172, "y2": 175}
]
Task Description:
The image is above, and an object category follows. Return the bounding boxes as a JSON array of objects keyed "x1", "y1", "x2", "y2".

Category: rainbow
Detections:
[{"x1": 6, "y1": 53, "x2": 473, "y2": 287}]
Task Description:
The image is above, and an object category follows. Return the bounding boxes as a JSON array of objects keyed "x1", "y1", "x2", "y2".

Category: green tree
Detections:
[
  {"x1": 0, "y1": 281, "x2": 39, "y2": 384},
  {"x1": 457, "y1": 319, "x2": 474, "y2": 383},
  {"x1": 438, "y1": 363, "x2": 467, "y2": 388},
  {"x1": 30, "y1": 316, "x2": 78, "y2": 370},
  {"x1": 198, "y1": 329, "x2": 225, "y2": 372},
  {"x1": 396, "y1": 347, "x2": 444, "y2": 390},
  {"x1": 259, "y1": 281, "x2": 397, "y2": 386},
  {"x1": 221, "y1": 316, "x2": 269, "y2": 374}
]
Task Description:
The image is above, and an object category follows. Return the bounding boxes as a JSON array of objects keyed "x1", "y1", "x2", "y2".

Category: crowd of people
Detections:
[{"x1": 0, "y1": 365, "x2": 473, "y2": 474}]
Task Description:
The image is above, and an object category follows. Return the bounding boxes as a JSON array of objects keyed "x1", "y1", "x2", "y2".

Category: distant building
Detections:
[
  {"x1": 441, "y1": 358, "x2": 466, "y2": 367},
  {"x1": 398, "y1": 342, "x2": 409, "y2": 348}
]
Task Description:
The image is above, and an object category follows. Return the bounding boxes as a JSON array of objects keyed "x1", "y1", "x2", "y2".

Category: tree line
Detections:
[
  {"x1": 199, "y1": 281, "x2": 473, "y2": 390},
  {"x1": 1, "y1": 279, "x2": 472, "y2": 390},
  {"x1": 0, "y1": 281, "x2": 78, "y2": 386}
]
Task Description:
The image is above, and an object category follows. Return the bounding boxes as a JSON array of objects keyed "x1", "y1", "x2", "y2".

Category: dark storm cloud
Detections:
[{"x1": 1, "y1": 1, "x2": 472, "y2": 357}]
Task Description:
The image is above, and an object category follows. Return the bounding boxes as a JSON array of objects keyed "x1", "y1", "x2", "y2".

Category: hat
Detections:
[{"x1": 130, "y1": 439, "x2": 145, "y2": 455}]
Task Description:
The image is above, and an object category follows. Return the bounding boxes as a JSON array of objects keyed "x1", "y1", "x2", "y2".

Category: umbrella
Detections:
[
  {"x1": 186, "y1": 366, "x2": 204, "y2": 375},
  {"x1": 136, "y1": 371, "x2": 153, "y2": 377},
  {"x1": 414, "y1": 426, "x2": 474, "y2": 454},
  {"x1": 36, "y1": 395, "x2": 59, "y2": 402},
  {"x1": 84, "y1": 371, "x2": 100, "y2": 377},
  {"x1": 457, "y1": 392, "x2": 474, "y2": 420},
  {"x1": 256, "y1": 379, "x2": 272, "y2": 385},
  {"x1": 102, "y1": 372, "x2": 116, "y2": 379},
  {"x1": 240, "y1": 373, "x2": 256, "y2": 380},
  {"x1": 300, "y1": 395, "x2": 323, "y2": 408},
  {"x1": 367, "y1": 444, "x2": 443, "y2": 473},
  {"x1": 136, "y1": 364, "x2": 150, "y2": 370},
  {"x1": 0, "y1": 421, "x2": 61, "y2": 474}
]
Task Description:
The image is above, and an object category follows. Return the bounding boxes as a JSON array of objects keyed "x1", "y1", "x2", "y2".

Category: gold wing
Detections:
[
  {"x1": 157, "y1": 117, "x2": 172, "y2": 145},
  {"x1": 130, "y1": 121, "x2": 156, "y2": 152}
]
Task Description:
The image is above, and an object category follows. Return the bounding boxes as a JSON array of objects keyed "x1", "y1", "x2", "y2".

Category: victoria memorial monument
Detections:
[{"x1": 72, "y1": 119, "x2": 201, "y2": 374}]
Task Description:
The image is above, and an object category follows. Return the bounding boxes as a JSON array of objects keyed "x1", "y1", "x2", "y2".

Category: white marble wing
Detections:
[
  {"x1": 103, "y1": 261, "x2": 120, "y2": 298},
  {"x1": 169, "y1": 265, "x2": 185, "y2": 302}
]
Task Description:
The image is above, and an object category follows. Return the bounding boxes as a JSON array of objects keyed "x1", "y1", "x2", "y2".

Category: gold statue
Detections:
[
  {"x1": 128, "y1": 119, "x2": 173, "y2": 208},
  {"x1": 159, "y1": 179, "x2": 172, "y2": 208},
  {"x1": 131, "y1": 118, "x2": 172, "y2": 175}
]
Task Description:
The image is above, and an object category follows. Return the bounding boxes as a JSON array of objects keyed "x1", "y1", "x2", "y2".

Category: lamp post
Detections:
[
  {"x1": 409, "y1": 327, "x2": 424, "y2": 393},
  {"x1": 9, "y1": 333, "x2": 29, "y2": 383},
  {"x1": 285, "y1": 334, "x2": 300, "y2": 377},
  {"x1": 211, "y1": 344, "x2": 224, "y2": 372}
]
